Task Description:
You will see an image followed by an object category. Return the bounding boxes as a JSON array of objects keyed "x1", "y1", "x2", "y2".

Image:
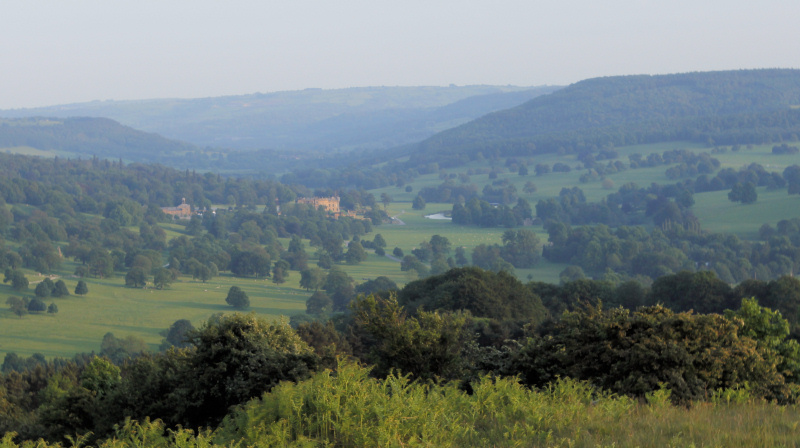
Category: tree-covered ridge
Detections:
[
  {"x1": 0, "y1": 117, "x2": 201, "y2": 164},
  {"x1": 407, "y1": 69, "x2": 800, "y2": 168}
]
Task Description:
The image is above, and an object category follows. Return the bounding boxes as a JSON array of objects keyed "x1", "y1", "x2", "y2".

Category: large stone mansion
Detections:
[
  {"x1": 161, "y1": 198, "x2": 192, "y2": 219},
  {"x1": 296, "y1": 196, "x2": 340, "y2": 214}
]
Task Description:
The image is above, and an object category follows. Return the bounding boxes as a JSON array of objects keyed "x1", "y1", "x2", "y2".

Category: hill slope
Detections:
[
  {"x1": 0, "y1": 117, "x2": 201, "y2": 163},
  {"x1": 0, "y1": 86, "x2": 558, "y2": 153},
  {"x1": 408, "y1": 69, "x2": 800, "y2": 166}
]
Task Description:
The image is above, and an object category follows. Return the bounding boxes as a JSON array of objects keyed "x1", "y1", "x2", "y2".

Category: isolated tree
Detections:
[
  {"x1": 535, "y1": 163, "x2": 551, "y2": 176},
  {"x1": 52, "y1": 279, "x2": 70, "y2": 297},
  {"x1": 27, "y1": 298, "x2": 46, "y2": 313},
  {"x1": 380, "y1": 193, "x2": 392, "y2": 210},
  {"x1": 153, "y1": 267, "x2": 173, "y2": 289},
  {"x1": 393, "y1": 247, "x2": 404, "y2": 258},
  {"x1": 125, "y1": 267, "x2": 147, "y2": 288},
  {"x1": 74, "y1": 280, "x2": 89, "y2": 295},
  {"x1": 728, "y1": 182, "x2": 758, "y2": 204},
  {"x1": 523, "y1": 181, "x2": 538, "y2": 194},
  {"x1": 47, "y1": 302, "x2": 58, "y2": 314},
  {"x1": 412, "y1": 195, "x2": 426, "y2": 210},
  {"x1": 373, "y1": 234, "x2": 387, "y2": 249},
  {"x1": 272, "y1": 260, "x2": 290, "y2": 284},
  {"x1": 225, "y1": 286, "x2": 250, "y2": 309},
  {"x1": 6, "y1": 296, "x2": 27, "y2": 317}
]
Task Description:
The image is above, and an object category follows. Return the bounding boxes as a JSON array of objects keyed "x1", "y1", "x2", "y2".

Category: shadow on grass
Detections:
[{"x1": 157, "y1": 301, "x2": 230, "y2": 311}]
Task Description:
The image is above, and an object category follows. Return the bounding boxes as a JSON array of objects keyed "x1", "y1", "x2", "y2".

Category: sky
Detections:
[{"x1": 2, "y1": 0, "x2": 799, "y2": 109}]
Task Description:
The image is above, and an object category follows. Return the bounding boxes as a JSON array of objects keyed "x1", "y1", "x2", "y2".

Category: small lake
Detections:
[{"x1": 424, "y1": 213, "x2": 452, "y2": 220}]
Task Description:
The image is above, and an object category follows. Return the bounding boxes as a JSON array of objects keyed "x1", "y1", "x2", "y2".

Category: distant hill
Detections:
[
  {"x1": 0, "y1": 117, "x2": 202, "y2": 164},
  {"x1": 407, "y1": 69, "x2": 800, "y2": 166},
  {"x1": 0, "y1": 86, "x2": 558, "y2": 153}
]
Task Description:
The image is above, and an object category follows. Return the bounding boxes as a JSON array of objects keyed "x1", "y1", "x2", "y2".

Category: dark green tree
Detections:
[
  {"x1": 35, "y1": 279, "x2": 54, "y2": 298},
  {"x1": 454, "y1": 246, "x2": 469, "y2": 266},
  {"x1": 125, "y1": 267, "x2": 148, "y2": 288},
  {"x1": 500, "y1": 229, "x2": 541, "y2": 268},
  {"x1": 272, "y1": 260, "x2": 290, "y2": 284},
  {"x1": 345, "y1": 241, "x2": 368, "y2": 265},
  {"x1": 27, "y1": 298, "x2": 46, "y2": 313},
  {"x1": 225, "y1": 286, "x2": 250, "y2": 309},
  {"x1": 160, "y1": 319, "x2": 195, "y2": 350},
  {"x1": 153, "y1": 268, "x2": 173, "y2": 290},
  {"x1": 380, "y1": 193, "x2": 392, "y2": 210},
  {"x1": 352, "y1": 294, "x2": 473, "y2": 381},
  {"x1": 4, "y1": 269, "x2": 29, "y2": 291},
  {"x1": 299, "y1": 268, "x2": 326, "y2": 291},
  {"x1": 74, "y1": 280, "x2": 89, "y2": 295},
  {"x1": 728, "y1": 182, "x2": 758, "y2": 204},
  {"x1": 52, "y1": 279, "x2": 70, "y2": 297},
  {"x1": 355, "y1": 276, "x2": 399, "y2": 298},
  {"x1": 399, "y1": 266, "x2": 547, "y2": 323},
  {"x1": 177, "y1": 313, "x2": 318, "y2": 427},
  {"x1": 373, "y1": 234, "x2": 387, "y2": 249},
  {"x1": 6, "y1": 296, "x2": 27, "y2": 317},
  {"x1": 306, "y1": 290, "x2": 333, "y2": 316},
  {"x1": 507, "y1": 304, "x2": 790, "y2": 404}
]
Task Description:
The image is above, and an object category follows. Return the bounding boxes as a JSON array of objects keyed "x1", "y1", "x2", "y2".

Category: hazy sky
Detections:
[{"x1": 2, "y1": 1, "x2": 799, "y2": 109}]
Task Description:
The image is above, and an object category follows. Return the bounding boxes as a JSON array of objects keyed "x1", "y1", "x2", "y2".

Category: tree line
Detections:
[{"x1": 2, "y1": 266, "x2": 800, "y2": 445}]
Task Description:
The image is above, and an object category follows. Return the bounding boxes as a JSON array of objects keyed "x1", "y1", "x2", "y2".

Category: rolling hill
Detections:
[
  {"x1": 0, "y1": 117, "x2": 204, "y2": 164},
  {"x1": 405, "y1": 69, "x2": 800, "y2": 167},
  {"x1": 0, "y1": 85, "x2": 558, "y2": 153}
]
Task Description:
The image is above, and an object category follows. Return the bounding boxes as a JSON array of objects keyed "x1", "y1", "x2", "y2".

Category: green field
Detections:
[
  {"x1": 0, "y1": 145, "x2": 80, "y2": 158},
  {"x1": 0, "y1": 265, "x2": 309, "y2": 360},
  {"x1": 376, "y1": 141, "x2": 800, "y2": 235}
]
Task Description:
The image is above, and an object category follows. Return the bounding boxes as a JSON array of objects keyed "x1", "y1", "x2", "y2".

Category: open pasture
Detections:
[
  {"x1": 373, "y1": 141, "x2": 800, "y2": 242},
  {"x1": 0, "y1": 261, "x2": 308, "y2": 360}
]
